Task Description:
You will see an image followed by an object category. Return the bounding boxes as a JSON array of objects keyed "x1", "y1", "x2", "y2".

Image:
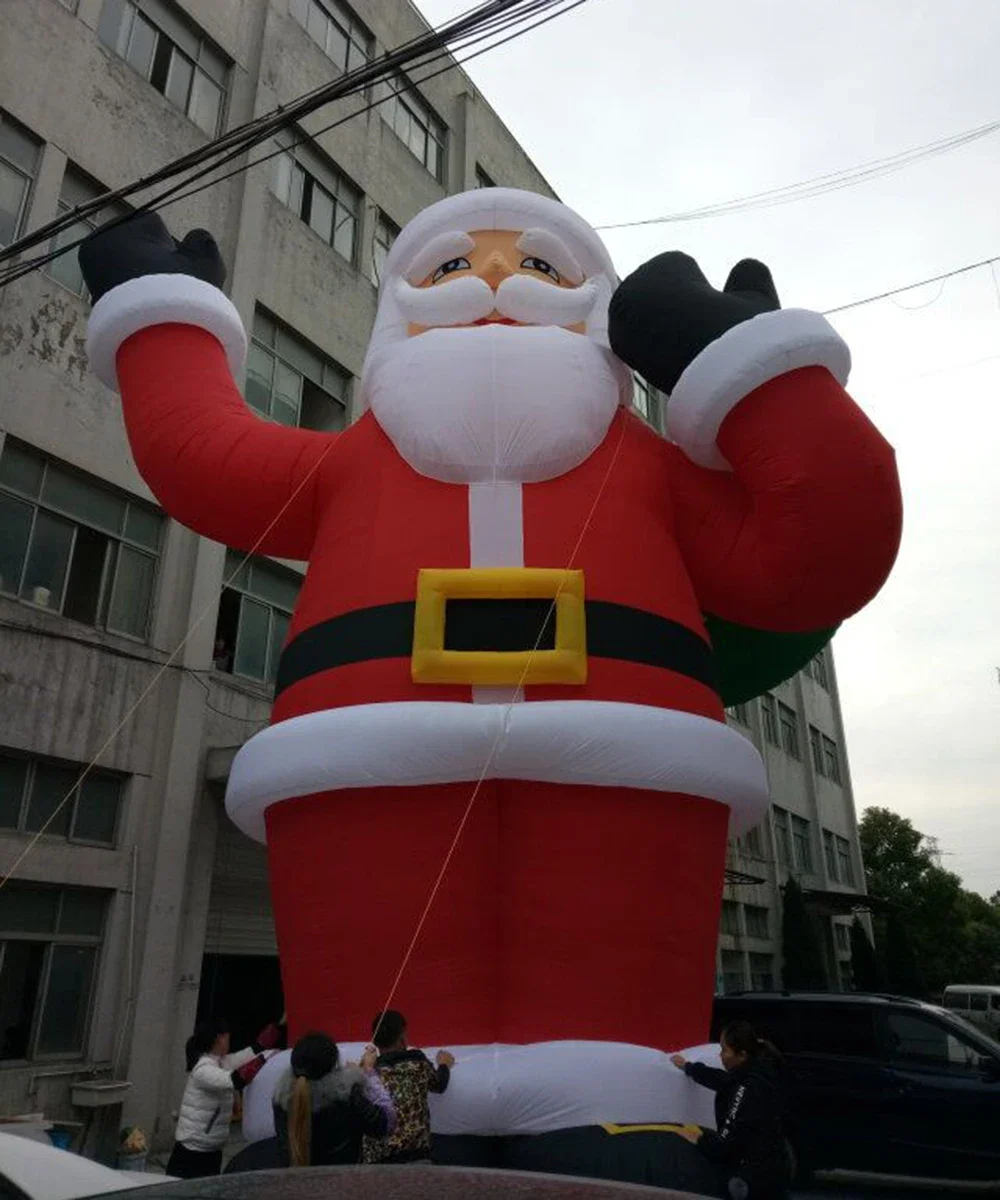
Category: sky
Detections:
[{"x1": 419, "y1": 0, "x2": 1000, "y2": 895}]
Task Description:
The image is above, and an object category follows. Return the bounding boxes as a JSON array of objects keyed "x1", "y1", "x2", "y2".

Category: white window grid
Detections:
[
  {"x1": 380, "y1": 75, "x2": 446, "y2": 180},
  {"x1": 0, "y1": 113, "x2": 42, "y2": 248},
  {"x1": 289, "y1": 0, "x2": 372, "y2": 75},
  {"x1": 370, "y1": 210, "x2": 399, "y2": 288},
  {"x1": 0, "y1": 440, "x2": 163, "y2": 640},
  {"x1": 246, "y1": 308, "x2": 350, "y2": 432},
  {"x1": 216, "y1": 550, "x2": 301, "y2": 686},
  {"x1": 272, "y1": 133, "x2": 360, "y2": 265},
  {"x1": 98, "y1": 0, "x2": 229, "y2": 136},
  {"x1": 0, "y1": 751, "x2": 124, "y2": 847},
  {"x1": 47, "y1": 168, "x2": 130, "y2": 298}
]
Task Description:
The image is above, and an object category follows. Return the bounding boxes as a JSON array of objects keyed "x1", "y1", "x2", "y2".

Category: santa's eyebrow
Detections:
[
  {"x1": 405, "y1": 232, "x2": 476, "y2": 283},
  {"x1": 515, "y1": 230, "x2": 584, "y2": 284}
]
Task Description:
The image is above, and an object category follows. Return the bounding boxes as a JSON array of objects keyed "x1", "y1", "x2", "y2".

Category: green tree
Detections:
[
  {"x1": 849, "y1": 917, "x2": 880, "y2": 991},
  {"x1": 859, "y1": 806, "x2": 1000, "y2": 996},
  {"x1": 781, "y1": 876, "x2": 827, "y2": 989}
]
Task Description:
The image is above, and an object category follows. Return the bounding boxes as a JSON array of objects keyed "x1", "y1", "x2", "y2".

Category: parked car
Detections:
[
  {"x1": 712, "y1": 991, "x2": 1000, "y2": 1184},
  {"x1": 943, "y1": 984, "x2": 1000, "y2": 1035},
  {"x1": 0, "y1": 1131, "x2": 169, "y2": 1200}
]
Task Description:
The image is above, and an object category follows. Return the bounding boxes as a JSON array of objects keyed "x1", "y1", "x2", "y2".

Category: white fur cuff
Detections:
[
  {"x1": 86, "y1": 273, "x2": 247, "y2": 391},
  {"x1": 665, "y1": 308, "x2": 851, "y2": 471}
]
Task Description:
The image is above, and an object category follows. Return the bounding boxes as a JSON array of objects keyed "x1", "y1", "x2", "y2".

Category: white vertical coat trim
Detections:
[{"x1": 468, "y1": 480, "x2": 524, "y2": 704}]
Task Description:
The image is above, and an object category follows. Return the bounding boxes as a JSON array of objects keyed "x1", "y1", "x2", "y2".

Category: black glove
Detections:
[
  {"x1": 78, "y1": 210, "x2": 225, "y2": 305},
  {"x1": 608, "y1": 253, "x2": 780, "y2": 395}
]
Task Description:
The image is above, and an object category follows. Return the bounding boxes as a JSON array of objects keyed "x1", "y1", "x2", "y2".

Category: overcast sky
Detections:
[{"x1": 419, "y1": 0, "x2": 1000, "y2": 895}]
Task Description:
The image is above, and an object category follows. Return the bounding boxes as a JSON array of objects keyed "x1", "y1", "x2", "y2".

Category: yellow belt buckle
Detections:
[{"x1": 411, "y1": 567, "x2": 587, "y2": 686}]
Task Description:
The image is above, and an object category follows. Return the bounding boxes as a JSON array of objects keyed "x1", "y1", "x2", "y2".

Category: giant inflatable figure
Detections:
[{"x1": 81, "y1": 190, "x2": 901, "y2": 1156}]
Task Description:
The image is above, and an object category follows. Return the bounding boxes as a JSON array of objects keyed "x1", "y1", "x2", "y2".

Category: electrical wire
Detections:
[
  {"x1": 821, "y1": 253, "x2": 1000, "y2": 316},
  {"x1": 0, "y1": 0, "x2": 583, "y2": 287},
  {"x1": 594, "y1": 116, "x2": 1000, "y2": 231}
]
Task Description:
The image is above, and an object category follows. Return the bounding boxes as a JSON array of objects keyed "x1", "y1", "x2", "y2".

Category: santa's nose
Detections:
[{"x1": 480, "y1": 249, "x2": 514, "y2": 289}]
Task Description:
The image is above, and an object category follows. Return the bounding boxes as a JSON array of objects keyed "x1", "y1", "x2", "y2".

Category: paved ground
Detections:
[{"x1": 795, "y1": 1175, "x2": 994, "y2": 1199}]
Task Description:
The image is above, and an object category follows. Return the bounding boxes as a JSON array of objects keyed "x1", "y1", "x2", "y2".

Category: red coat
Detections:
[{"x1": 117, "y1": 323, "x2": 901, "y2": 732}]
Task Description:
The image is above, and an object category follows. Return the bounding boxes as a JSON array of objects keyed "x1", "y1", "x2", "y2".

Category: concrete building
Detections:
[{"x1": 0, "y1": 0, "x2": 869, "y2": 1150}]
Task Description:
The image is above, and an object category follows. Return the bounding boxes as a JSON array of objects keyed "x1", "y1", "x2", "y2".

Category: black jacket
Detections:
[
  {"x1": 273, "y1": 1065, "x2": 390, "y2": 1166},
  {"x1": 684, "y1": 1057, "x2": 789, "y2": 1196}
]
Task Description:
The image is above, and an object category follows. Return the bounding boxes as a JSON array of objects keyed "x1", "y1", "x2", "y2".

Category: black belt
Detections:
[{"x1": 275, "y1": 599, "x2": 717, "y2": 697}]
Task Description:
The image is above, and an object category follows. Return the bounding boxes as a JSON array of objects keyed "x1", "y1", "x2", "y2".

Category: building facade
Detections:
[{"x1": 0, "y1": 0, "x2": 868, "y2": 1149}]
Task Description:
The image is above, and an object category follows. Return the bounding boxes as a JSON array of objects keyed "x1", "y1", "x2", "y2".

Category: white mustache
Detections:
[{"x1": 394, "y1": 273, "x2": 599, "y2": 329}]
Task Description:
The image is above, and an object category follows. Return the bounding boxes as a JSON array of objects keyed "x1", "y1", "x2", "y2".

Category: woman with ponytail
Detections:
[
  {"x1": 273, "y1": 1033, "x2": 395, "y2": 1167},
  {"x1": 671, "y1": 1021, "x2": 790, "y2": 1199}
]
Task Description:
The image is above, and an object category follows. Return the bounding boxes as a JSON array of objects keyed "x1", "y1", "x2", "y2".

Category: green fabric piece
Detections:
[{"x1": 703, "y1": 614, "x2": 837, "y2": 706}]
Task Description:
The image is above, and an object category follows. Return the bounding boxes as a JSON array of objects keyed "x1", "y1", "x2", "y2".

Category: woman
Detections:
[
  {"x1": 671, "y1": 1021, "x2": 790, "y2": 1200},
  {"x1": 273, "y1": 1032, "x2": 395, "y2": 1167},
  {"x1": 166, "y1": 1017, "x2": 280, "y2": 1179}
]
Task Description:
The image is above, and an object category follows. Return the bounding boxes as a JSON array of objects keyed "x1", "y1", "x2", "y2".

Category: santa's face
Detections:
[
  {"x1": 362, "y1": 225, "x2": 624, "y2": 485},
  {"x1": 407, "y1": 229, "x2": 588, "y2": 337}
]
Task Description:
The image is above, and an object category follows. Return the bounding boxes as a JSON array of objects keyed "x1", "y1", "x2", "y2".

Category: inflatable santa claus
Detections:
[{"x1": 81, "y1": 189, "x2": 900, "y2": 1144}]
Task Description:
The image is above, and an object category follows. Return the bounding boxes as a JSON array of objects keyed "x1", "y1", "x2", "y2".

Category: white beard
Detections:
[{"x1": 361, "y1": 325, "x2": 622, "y2": 484}]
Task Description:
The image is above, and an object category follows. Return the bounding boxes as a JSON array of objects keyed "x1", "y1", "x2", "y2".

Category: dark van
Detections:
[{"x1": 712, "y1": 991, "x2": 1000, "y2": 1184}]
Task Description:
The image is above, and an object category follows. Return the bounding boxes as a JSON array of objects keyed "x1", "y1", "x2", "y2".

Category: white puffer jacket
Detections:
[{"x1": 174, "y1": 1047, "x2": 258, "y2": 1151}]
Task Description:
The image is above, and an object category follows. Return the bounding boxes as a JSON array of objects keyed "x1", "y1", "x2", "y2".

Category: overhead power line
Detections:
[
  {"x1": 0, "y1": 0, "x2": 588, "y2": 288},
  {"x1": 594, "y1": 116, "x2": 1000, "y2": 231},
  {"x1": 821, "y1": 252, "x2": 1000, "y2": 316}
]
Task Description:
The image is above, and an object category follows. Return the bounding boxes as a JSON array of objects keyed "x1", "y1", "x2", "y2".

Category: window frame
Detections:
[
  {"x1": 760, "y1": 693, "x2": 779, "y2": 745},
  {"x1": 380, "y1": 74, "x2": 447, "y2": 181},
  {"x1": 289, "y1": 0, "x2": 373, "y2": 76},
  {"x1": 882, "y1": 1009, "x2": 987, "y2": 1075},
  {"x1": 0, "y1": 751, "x2": 125, "y2": 848},
  {"x1": 46, "y1": 167, "x2": 131, "y2": 298},
  {"x1": 772, "y1": 806, "x2": 792, "y2": 867},
  {"x1": 0, "y1": 440, "x2": 163, "y2": 641},
  {"x1": 214, "y1": 550, "x2": 301, "y2": 687},
  {"x1": 790, "y1": 813, "x2": 814, "y2": 873},
  {"x1": 748, "y1": 952, "x2": 774, "y2": 991},
  {"x1": 0, "y1": 885, "x2": 107, "y2": 1064},
  {"x1": 744, "y1": 904, "x2": 769, "y2": 939},
  {"x1": 777, "y1": 700, "x2": 800, "y2": 759},
  {"x1": 822, "y1": 734, "x2": 842, "y2": 784},
  {"x1": 370, "y1": 209, "x2": 399, "y2": 288},
  {"x1": 720, "y1": 948, "x2": 746, "y2": 995},
  {"x1": 0, "y1": 112, "x2": 42, "y2": 249},
  {"x1": 475, "y1": 164, "x2": 496, "y2": 188},
  {"x1": 245, "y1": 308, "x2": 350, "y2": 432},
  {"x1": 835, "y1": 834, "x2": 856, "y2": 886},
  {"x1": 98, "y1": 0, "x2": 229, "y2": 136},
  {"x1": 271, "y1": 132, "x2": 361, "y2": 267}
]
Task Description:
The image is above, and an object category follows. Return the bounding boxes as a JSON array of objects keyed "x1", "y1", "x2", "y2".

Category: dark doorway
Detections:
[{"x1": 197, "y1": 954, "x2": 284, "y2": 1051}]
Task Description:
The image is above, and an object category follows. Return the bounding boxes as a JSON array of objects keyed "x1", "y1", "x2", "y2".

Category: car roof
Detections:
[
  {"x1": 715, "y1": 991, "x2": 930, "y2": 1009},
  {"x1": 944, "y1": 984, "x2": 1000, "y2": 992},
  {"x1": 0, "y1": 1131, "x2": 165, "y2": 1200}
]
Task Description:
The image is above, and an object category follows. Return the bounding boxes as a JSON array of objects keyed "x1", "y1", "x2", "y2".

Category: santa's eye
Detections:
[
  {"x1": 520, "y1": 256, "x2": 561, "y2": 283},
  {"x1": 431, "y1": 257, "x2": 471, "y2": 282}
]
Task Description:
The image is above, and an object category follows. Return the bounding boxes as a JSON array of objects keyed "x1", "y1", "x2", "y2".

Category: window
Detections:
[
  {"x1": 246, "y1": 309, "x2": 349, "y2": 432},
  {"x1": 380, "y1": 75, "x2": 446, "y2": 180},
  {"x1": 47, "y1": 169, "x2": 130, "y2": 298},
  {"x1": 823, "y1": 829, "x2": 837, "y2": 879},
  {"x1": 289, "y1": 0, "x2": 372, "y2": 75},
  {"x1": 772, "y1": 807, "x2": 791, "y2": 867},
  {"x1": 742, "y1": 824, "x2": 765, "y2": 858},
  {"x1": 370, "y1": 210, "x2": 399, "y2": 288},
  {"x1": 271, "y1": 133, "x2": 360, "y2": 265},
  {"x1": 0, "y1": 752, "x2": 123, "y2": 846},
  {"x1": 760, "y1": 693, "x2": 778, "y2": 745},
  {"x1": 726, "y1": 702, "x2": 750, "y2": 725},
  {"x1": 806, "y1": 648, "x2": 829, "y2": 689},
  {"x1": 834, "y1": 922, "x2": 850, "y2": 955},
  {"x1": 836, "y1": 835, "x2": 855, "y2": 886},
  {"x1": 822, "y1": 735, "x2": 842, "y2": 784},
  {"x1": 800, "y1": 1005, "x2": 878, "y2": 1058},
  {"x1": 214, "y1": 551, "x2": 300, "y2": 686},
  {"x1": 749, "y1": 953, "x2": 774, "y2": 991},
  {"x1": 632, "y1": 374, "x2": 661, "y2": 429},
  {"x1": 0, "y1": 885, "x2": 106, "y2": 1060},
  {"x1": 745, "y1": 905, "x2": 769, "y2": 939},
  {"x1": 0, "y1": 113, "x2": 41, "y2": 247},
  {"x1": 969, "y1": 992, "x2": 988, "y2": 1013},
  {"x1": 475, "y1": 164, "x2": 496, "y2": 189},
  {"x1": 887, "y1": 1011, "x2": 982, "y2": 1071},
  {"x1": 809, "y1": 725, "x2": 823, "y2": 774},
  {"x1": 720, "y1": 949, "x2": 745, "y2": 994},
  {"x1": 0, "y1": 441, "x2": 163, "y2": 639},
  {"x1": 98, "y1": 0, "x2": 229, "y2": 135},
  {"x1": 778, "y1": 701, "x2": 800, "y2": 759},
  {"x1": 720, "y1": 900, "x2": 740, "y2": 936},
  {"x1": 944, "y1": 991, "x2": 969, "y2": 1012},
  {"x1": 791, "y1": 814, "x2": 813, "y2": 873}
]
